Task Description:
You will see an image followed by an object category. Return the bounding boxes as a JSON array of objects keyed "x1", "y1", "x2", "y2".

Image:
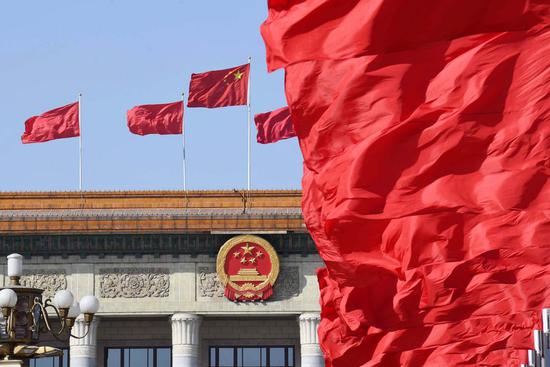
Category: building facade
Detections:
[{"x1": 0, "y1": 191, "x2": 324, "y2": 367}]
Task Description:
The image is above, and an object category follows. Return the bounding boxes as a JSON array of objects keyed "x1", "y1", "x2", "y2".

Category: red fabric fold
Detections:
[
  {"x1": 261, "y1": 0, "x2": 550, "y2": 365},
  {"x1": 21, "y1": 102, "x2": 79, "y2": 144},
  {"x1": 261, "y1": 0, "x2": 549, "y2": 71},
  {"x1": 127, "y1": 101, "x2": 183, "y2": 136},
  {"x1": 254, "y1": 106, "x2": 296, "y2": 144}
]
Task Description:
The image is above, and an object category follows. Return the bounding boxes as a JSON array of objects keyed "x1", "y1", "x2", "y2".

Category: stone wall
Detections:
[{"x1": 2, "y1": 254, "x2": 322, "y2": 316}]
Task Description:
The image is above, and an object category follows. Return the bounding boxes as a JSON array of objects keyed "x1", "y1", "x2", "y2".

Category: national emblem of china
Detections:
[{"x1": 216, "y1": 235, "x2": 280, "y2": 302}]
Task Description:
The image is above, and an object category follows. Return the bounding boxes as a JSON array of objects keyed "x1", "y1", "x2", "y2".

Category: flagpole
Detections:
[
  {"x1": 247, "y1": 56, "x2": 252, "y2": 191},
  {"x1": 78, "y1": 93, "x2": 83, "y2": 192},
  {"x1": 181, "y1": 92, "x2": 187, "y2": 191}
]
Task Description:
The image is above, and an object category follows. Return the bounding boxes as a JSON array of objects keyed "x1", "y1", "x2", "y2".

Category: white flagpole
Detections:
[
  {"x1": 78, "y1": 93, "x2": 83, "y2": 192},
  {"x1": 181, "y1": 92, "x2": 187, "y2": 191},
  {"x1": 247, "y1": 56, "x2": 252, "y2": 191}
]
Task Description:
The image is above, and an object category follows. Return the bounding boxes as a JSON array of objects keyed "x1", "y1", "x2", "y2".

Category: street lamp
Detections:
[{"x1": 0, "y1": 254, "x2": 100, "y2": 364}]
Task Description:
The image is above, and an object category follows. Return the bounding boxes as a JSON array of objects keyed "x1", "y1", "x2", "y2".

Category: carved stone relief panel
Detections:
[
  {"x1": 21, "y1": 270, "x2": 67, "y2": 299},
  {"x1": 99, "y1": 268, "x2": 170, "y2": 298},
  {"x1": 197, "y1": 266, "x2": 224, "y2": 298},
  {"x1": 272, "y1": 266, "x2": 300, "y2": 300}
]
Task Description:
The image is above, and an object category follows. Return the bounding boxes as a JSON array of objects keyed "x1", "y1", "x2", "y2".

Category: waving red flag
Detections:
[
  {"x1": 262, "y1": 0, "x2": 550, "y2": 365},
  {"x1": 21, "y1": 102, "x2": 79, "y2": 144},
  {"x1": 187, "y1": 63, "x2": 249, "y2": 108},
  {"x1": 127, "y1": 101, "x2": 183, "y2": 136},
  {"x1": 254, "y1": 106, "x2": 295, "y2": 144}
]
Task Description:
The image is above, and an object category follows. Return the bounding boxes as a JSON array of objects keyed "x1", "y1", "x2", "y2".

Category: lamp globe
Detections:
[
  {"x1": 80, "y1": 295, "x2": 100, "y2": 314},
  {"x1": 53, "y1": 290, "x2": 74, "y2": 309},
  {"x1": 0, "y1": 289, "x2": 17, "y2": 308}
]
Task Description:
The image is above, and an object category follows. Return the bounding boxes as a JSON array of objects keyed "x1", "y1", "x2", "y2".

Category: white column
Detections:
[
  {"x1": 70, "y1": 315, "x2": 100, "y2": 367},
  {"x1": 299, "y1": 313, "x2": 325, "y2": 367},
  {"x1": 171, "y1": 313, "x2": 202, "y2": 367}
]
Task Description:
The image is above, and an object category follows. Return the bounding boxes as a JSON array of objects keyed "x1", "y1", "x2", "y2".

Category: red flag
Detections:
[
  {"x1": 262, "y1": 0, "x2": 550, "y2": 366},
  {"x1": 127, "y1": 101, "x2": 183, "y2": 136},
  {"x1": 254, "y1": 106, "x2": 296, "y2": 144},
  {"x1": 187, "y1": 63, "x2": 249, "y2": 108},
  {"x1": 21, "y1": 102, "x2": 79, "y2": 144}
]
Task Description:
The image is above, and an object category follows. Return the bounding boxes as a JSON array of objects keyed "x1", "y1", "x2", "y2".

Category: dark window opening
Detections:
[
  {"x1": 27, "y1": 348, "x2": 69, "y2": 367},
  {"x1": 209, "y1": 346, "x2": 295, "y2": 367},
  {"x1": 105, "y1": 347, "x2": 171, "y2": 367}
]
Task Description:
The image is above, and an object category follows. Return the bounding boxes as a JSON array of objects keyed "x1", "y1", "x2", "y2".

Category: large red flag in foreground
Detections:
[
  {"x1": 127, "y1": 101, "x2": 183, "y2": 136},
  {"x1": 262, "y1": 0, "x2": 550, "y2": 366},
  {"x1": 187, "y1": 64, "x2": 250, "y2": 108},
  {"x1": 21, "y1": 102, "x2": 79, "y2": 144},
  {"x1": 254, "y1": 106, "x2": 296, "y2": 144}
]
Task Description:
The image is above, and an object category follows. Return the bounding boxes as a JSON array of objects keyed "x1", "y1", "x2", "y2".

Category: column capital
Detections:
[
  {"x1": 171, "y1": 313, "x2": 202, "y2": 367},
  {"x1": 70, "y1": 315, "x2": 100, "y2": 347},
  {"x1": 298, "y1": 312, "x2": 324, "y2": 367},
  {"x1": 70, "y1": 315, "x2": 100, "y2": 367},
  {"x1": 299, "y1": 312, "x2": 321, "y2": 345},
  {"x1": 171, "y1": 313, "x2": 202, "y2": 345},
  {"x1": 171, "y1": 313, "x2": 202, "y2": 324},
  {"x1": 299, "y1": 313, "x2": 321, "y2": 322}
]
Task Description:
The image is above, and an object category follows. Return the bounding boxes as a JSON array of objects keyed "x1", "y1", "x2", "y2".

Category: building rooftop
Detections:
[{"x1": 0, "y1": 190, "x2": 305, "y2": 234}]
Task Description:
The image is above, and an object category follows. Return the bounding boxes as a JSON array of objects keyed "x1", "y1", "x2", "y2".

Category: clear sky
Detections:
[{"x1": 0, "y1": 0, "x2": 302, "y2": 192}]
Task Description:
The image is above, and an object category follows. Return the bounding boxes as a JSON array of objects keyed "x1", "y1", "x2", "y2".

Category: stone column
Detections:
[
  {"x1": 299, "y1": 313, "x2": 325, "y2": 367},
  {"x1": 70, "y1": 315, "x2": 100, "y2": 367},
  {"x1": 171, "y1": 313, "x2": 202, "y2": 367}
]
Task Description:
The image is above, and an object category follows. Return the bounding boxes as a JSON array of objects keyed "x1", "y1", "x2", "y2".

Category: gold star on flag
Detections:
[
  {"x1": 240, "y1": 257, "x2": 247, "y2": 264},
  {"x1": 241, "y1": 244, "x2": 255, "y2": 256},
  {"x1": 233, "y1": 252, "x2": 240, "y2": 258},
  {"x1": 249, "y1": 257, "x2": 257, "y2": 264},
  {"x1": 233, "y1": 70, "x2": 244, "y2": 80}
]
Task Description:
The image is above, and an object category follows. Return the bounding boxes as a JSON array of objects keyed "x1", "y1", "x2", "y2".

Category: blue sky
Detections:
[{"x1": 0, "y1": 1, "x2": 302, "y2": 192}]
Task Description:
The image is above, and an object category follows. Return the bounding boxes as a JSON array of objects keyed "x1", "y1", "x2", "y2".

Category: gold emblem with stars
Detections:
[{"x1": 216, "y1": 235, "x2": 280, "y2": 301}]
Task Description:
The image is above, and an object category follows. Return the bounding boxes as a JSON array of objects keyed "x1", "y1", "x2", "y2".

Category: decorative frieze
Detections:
[
  {"x1": 99, "y1": 268, "x2": 169, "y2": 298},
  {"x1": 197, "y1": 267, "x2": 224, "y2": 298},
  {"x1": 20, "y1": 270, "x2": 67, "y2": 298}
]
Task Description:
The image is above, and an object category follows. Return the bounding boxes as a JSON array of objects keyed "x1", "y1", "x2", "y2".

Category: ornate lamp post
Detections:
[{"x1": 0, "y1": 254, "x2": 99, "y2": 366}]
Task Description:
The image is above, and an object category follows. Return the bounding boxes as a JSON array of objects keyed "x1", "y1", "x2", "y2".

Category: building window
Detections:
[
  {"x1": 106, "y1": 347, "x2": 171, "y2": 367},
  {"x1": 27, "y1": 349, "x2": 69, "y2": 367},
  {"x1": 209, "y1": 346, "x2": 294, "y2": 367}
]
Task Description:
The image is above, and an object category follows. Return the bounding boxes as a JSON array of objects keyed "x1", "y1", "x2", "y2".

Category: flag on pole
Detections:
[
  {"x1": 21, "y1": 102, "x2": 80, "y2": 144},
  {"x1": 187, "y1": 64, "x2": 250, "y2": 108},
  {"x1": 127, "y1": 101, "x2": 183, "y2": 136},
  {"x1": 254, "y1": 106, "x2": 295, "y2": 144},
  {"x1": 262, "y1": 0, "x2": 550, "y2": 366}
]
